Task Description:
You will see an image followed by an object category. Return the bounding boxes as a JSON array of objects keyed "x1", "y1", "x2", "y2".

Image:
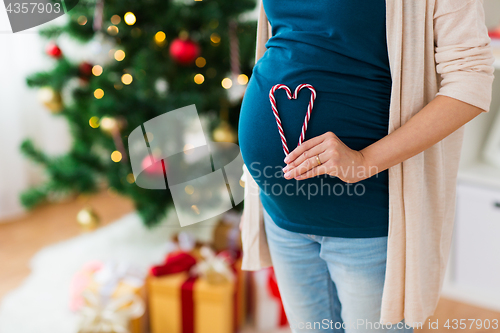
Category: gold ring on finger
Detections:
[{"x1": 316, "y1": 155, "x2": 322, "y2": 166}]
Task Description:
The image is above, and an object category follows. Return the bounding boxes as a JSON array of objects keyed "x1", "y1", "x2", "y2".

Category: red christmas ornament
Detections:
[
  {"x1": 169, "y1": 38, "x2": 200, "y2": 65},
  {"x1": 46, "y1": 42, "x2": 62, "y2": 58},
  {"x1": 79, "y1": 62, "x2": 93, "y2": 77},
  {"x1": 78, "y1": 62, "x2": 93, "y2": 82},
  {"x1": 141, "y1": 156, "x2": 167, "y2": 175}
]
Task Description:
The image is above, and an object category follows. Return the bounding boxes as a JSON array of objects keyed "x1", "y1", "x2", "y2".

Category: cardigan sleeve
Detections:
[
  {"x1": 254, "y1": 0, "x2": 272, "y2": 64},
  {"x1": 433, "y1": 0, "x2": 495, "y2": 112}
]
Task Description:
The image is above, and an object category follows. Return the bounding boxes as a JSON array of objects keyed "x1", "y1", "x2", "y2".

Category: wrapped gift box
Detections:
[
  {"x1": 148, "y1": 257, "x2": 246, "y2": 333},
  {"x1": 72, "y1": 261, "x2": 148, "y2": 333},
  {"x1": 249, "y1": 267, "x2": 288, "y2": 332},
  {"x1": 85, "y1": 279, "x2": 148, "y2": 333}
]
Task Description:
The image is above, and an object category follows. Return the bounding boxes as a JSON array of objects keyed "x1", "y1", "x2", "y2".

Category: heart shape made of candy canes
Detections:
[{"x1": 269, "y1": 83, "x2": 317, "y2": 156}]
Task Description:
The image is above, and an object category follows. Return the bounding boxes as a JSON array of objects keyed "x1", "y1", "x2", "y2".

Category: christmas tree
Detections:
[{"x1": 21, "y1": 0, "x2": 257, "y2": 226}]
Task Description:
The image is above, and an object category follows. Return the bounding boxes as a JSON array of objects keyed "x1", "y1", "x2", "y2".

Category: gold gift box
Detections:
[{"x1": 147, "y1": 258, "x2": 246, "y2": 333}]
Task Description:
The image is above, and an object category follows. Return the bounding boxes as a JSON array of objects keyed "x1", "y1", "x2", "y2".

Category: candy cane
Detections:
[{"x1": 269, "y1": 83, "x2": 317, "y2": 156}]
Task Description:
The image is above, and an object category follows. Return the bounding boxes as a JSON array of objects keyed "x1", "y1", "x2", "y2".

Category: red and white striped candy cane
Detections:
[{"x1": 269, "y1": 83, "x2": 317, "y2": 156}]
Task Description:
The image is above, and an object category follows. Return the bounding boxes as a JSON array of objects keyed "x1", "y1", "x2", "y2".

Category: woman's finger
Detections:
[
  {"x1": 284, "y1": 151, "x2": 330, "y2": 179},
  {"x1": 294, "y1": 160, "x2": 329, "y2": 180},
  {"x1": 283, "y1": 142, "x2": 327, "y2": 173},
  {"x1": 284, "y1": 134, "x2": 326, "y2": 164}
]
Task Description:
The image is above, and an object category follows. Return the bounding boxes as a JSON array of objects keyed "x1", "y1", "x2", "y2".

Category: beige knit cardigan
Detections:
[{"x1": 240, "y1": 0, "x2": 496, "y2": 326}]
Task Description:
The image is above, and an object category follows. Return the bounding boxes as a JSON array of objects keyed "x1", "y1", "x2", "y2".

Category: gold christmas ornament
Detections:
[
  {"x1": 213, "y1": 121, "x2": 237, "y2": 143},
  {"x1": 107, "y1": 25, "x2": 119, "y2": 36},
  {"x1": 38, "y1": 87, "x2": 63, "y2": 113},
  {"x1": 77, "y1": 207, "x2": 100, "y2": 231}
]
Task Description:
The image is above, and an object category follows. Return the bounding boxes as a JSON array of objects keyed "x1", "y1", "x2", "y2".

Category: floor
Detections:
[
  {"x1": 0, "y1": 190, "x2": 135, "y2": 299},
  {"x1": 0, "y1": 191, "x2": 499, "y2": 332}
]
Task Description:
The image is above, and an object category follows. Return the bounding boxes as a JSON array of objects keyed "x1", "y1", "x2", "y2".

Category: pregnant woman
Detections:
[{"x1": 238, "y1": 0, "x2": 495, "y2": 332}]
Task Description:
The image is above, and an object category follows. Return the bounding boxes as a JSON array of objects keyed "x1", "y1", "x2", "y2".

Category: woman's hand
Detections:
[{"x1": 282, "y1": 132, "x2": 370, "y2": 183}]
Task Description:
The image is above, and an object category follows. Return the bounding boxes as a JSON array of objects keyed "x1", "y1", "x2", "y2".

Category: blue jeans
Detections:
[{"x1": 263, "y1": 208, "x2": 414, "y2": 333}]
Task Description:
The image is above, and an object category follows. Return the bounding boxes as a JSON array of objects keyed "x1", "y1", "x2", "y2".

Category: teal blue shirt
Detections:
[{"x1": 238, "y1": 0, "x2": 392, "y2": 238}]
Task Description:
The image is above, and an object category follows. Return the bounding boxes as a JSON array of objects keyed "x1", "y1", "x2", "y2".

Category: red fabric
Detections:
[
  {"x1": 267, "y1": 267, "x2": 288, "y2": 327},
  {"x1": 149, "y1": 251, "x2": 197, "y2": 277},
  {"x1": 489, "y1": 30, "x2": 500, "y2": 39},
  {"x1": 181, "y1": 275, "x2": 197, "y2": 333}
]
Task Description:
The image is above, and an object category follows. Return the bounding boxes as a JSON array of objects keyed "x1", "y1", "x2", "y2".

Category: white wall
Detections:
[
  {"x1": 484, "y1": 0, "x2": 500, "y2": 28},
  {"x1": 0, "y1": 12, "x2": 71, "y2": 220}
]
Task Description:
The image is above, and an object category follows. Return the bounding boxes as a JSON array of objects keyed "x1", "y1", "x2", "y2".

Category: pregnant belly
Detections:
[{"x1": 238, "y1": 61, "x2": 390, "y2": 190}]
